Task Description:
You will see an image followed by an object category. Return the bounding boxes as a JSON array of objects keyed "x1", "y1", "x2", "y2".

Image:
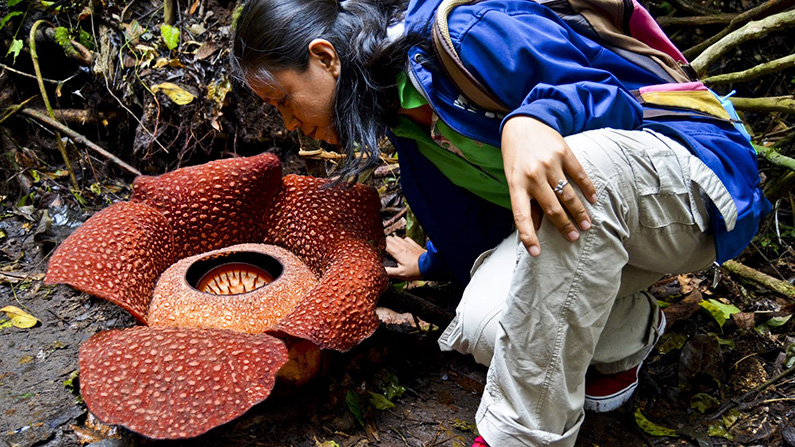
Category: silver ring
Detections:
[{"x1": 553, "y1": 179, "x2": 568, "y2": 195}]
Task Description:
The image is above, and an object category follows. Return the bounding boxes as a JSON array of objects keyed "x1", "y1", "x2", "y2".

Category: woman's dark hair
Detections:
[{"x1": 231, "y1": 0, "x2": 419, "y2": 180}]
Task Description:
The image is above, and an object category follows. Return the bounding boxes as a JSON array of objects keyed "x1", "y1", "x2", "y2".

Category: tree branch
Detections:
[
  {"x1": 702, "y1": 54, "x2": 795, "y2": 86},
  {"x1": 684, "y1": 0, "x2": 795, "y2": 61},
  {"x1": 755, "y1": 144, "x2": 795, "y2": 171},
  {"x1": 691, "y1": 9, "x2": 795, "y2": 76},
  {"x1": 21, "y1": 108, "x2": 142, "y2": 177},
  {"x1": 656, "y1": 13, "x2": 736, "y2": 28},
  {"x1": 723, "y1": 259, "x2": 795, "y2": 299},
  {"x1": 729, "y1": 96, "x2": 795, "y2": 114}
]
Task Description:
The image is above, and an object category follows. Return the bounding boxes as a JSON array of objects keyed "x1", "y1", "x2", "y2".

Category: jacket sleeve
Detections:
[
  {"x1": 450, "y1": 3, "x2": 644, "y2": 136},
  {"x1": 418, "y1": 240, "x2": 451, "y2": 281}
]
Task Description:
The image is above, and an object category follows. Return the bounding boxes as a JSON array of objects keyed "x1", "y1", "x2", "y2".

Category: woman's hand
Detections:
[
  {"x1": 385, "y1": 236, "x2": 426, "y2": 280},
  {"x1": 501, "y1": 116, "x2": 597, "y2": 256}
]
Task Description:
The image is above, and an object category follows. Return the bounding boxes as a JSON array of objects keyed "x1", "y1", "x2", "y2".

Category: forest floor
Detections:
[{"x1": 2, "y1": 0, "x2": 795, "y2": 446}]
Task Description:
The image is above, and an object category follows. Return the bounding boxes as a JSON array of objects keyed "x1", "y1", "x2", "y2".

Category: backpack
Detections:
[{"x1": 430, "y1": 0, "x2": 751, "y2": 139}]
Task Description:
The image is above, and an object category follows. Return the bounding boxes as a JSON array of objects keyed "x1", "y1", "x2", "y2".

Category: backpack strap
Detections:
[
  {"x1": 432, "y1": 0, "x2": 511, "y2": 113},
  {"x1": 430, "y1": 0, "x2": 694, "y2": 113}
]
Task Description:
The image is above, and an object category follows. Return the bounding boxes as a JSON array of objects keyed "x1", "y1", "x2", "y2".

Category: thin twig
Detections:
[
  {"x1": 21, "y1": 108, "x2": 142, "y2": 176},
  {"x1": 383, "y1": 207, "x2": 408, "y2": 230},
  {"x1": 30, "y1": 19, "x2": 79, "y2": 190},
  {"x1": 710, "y1": 362, "x2": 795, "y2": 419},
  {"x1": 0, "y1": 96, "x2": 37, "y2": 126},
  {"x1": 0, "y1": 62, "x2": 78, "y2": 85}
]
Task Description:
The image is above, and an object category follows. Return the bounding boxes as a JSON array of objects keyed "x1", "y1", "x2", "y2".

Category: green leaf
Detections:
[
  {"x1": 368, "y1": 392, "x2": 395, "y2": 410},
  {"x1": 656, "y1": 332, "x2": 688, "y2": 355},
  {"x1": 764, "y1": 315, "x2": 791, "y2": 328},
  {"x1": 384, "y1": 382, "x2": 406, "y2": 401},
  {"x1": 699, "y1": 299, "x2": 740, "y2": 328},
  {"x1": 345, "y1": 391, "x2": 364, "y2": 427},
  {"x1": 634, "y1": 409, "x2": 678, "y2": 437},
  {"x1": 6, "y1": 38, "x2": 23, "y2": 65},
  {"x1": 160, "y1": 24, "x2": 180, "y2": 50},
  {"x1": 63, "y1": 370, "x2": 79, "y2": 393},
  {"x1": 77, "y1": 29, "x2": 93, "y2": 50},
  {"x1": 690, "y1": 393, "x2": 720, "y2": 413},
  {"x1": 8, "y1": 0, "x2": 25, "y2": 7},
  {"x1": 755, "y1": 314, "x2": 792, "y2": 335},
  {"x1": 708, "y1": 332, "x2": 736, "y2": 350},
  {"x1": 0, "y1": 11, "x2": 23, "y2": 31},
  {"x1": 706, "y1": 420, "x2": 733, "y2": 440}
]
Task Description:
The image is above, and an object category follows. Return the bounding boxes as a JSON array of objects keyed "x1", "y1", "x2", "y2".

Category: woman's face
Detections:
[{"x1": 249, "y1": 39, "x2": 340, "y2": 144}]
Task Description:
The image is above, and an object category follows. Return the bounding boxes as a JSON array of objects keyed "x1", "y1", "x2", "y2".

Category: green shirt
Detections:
[{"x1": 391, "y1": 72, "x2": 511, "y2": 210}]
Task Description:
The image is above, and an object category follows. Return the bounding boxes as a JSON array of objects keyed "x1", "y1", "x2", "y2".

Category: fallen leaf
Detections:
[
  {"x1": 732, "y1": 312, "x2": 755, "y2": 331},
  {"x1": 160, "y1": 24, "x2": 180, "y2": 50},
  {"x1": 634, "y1": 409, "x2": 678, "y2": 437},
  {"x1": 0, "y1": 306, "x2": 40, "y2": 328},
  {"x1": 690, "y1": 393, "x2": 720, "y2": 413},
  {"x1": 369, "y1": 392, "x2": 395, "y2": 410},
  {"x1": 656, "y1": 332, "x2": 688, "y2": 354},
  {"x1": 679, "y1": 333, "x2": 723, "y2": 391},
  {"x1": 151, "y1": 82, "x2": 195, "y2": 105},
  {"x1": 663, "y1": 290, "x2": 703, "y2": 326},
  {"x1": 699, "y1": 299, "x2": 740, "y2": 328},
  {"x1": 196, "y1": 41, "x2": 217, "y2": 60}
]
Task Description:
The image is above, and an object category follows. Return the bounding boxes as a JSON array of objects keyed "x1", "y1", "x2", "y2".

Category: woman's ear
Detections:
[{"x1": 308, "y1": 39, "x2": 341, "y2": 79}]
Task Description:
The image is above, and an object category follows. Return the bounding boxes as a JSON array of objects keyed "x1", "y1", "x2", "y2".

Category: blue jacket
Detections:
[{"x1": 390, "y1": 0, "x2": 770, "y2": 284}]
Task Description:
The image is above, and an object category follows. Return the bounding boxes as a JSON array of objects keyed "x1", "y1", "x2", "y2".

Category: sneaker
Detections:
[
  {"x1": 583, "y1": 309, "x2": 666, "y2": 413},
  {"x1": 472, "y1": 436, "x2": 490, "y2": 447}
]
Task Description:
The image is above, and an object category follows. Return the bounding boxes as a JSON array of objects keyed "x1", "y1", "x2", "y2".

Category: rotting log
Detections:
[{"x1": 723, "y1": 259, "x2": 795, "y2": 300}]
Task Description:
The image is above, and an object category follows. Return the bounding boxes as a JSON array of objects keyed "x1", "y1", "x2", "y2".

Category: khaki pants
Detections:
[{"x1": 438, "y1": 128, "x2": 734, "y2": 446}]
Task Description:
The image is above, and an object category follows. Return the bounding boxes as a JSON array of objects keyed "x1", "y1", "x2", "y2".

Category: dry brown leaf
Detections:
[{"x1": 196, "y1": 41, "x2": 217, "y2": 60}]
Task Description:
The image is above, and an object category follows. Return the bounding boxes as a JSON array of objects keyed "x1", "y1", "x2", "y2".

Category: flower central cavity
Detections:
[
  {"x1": 197, "y1": 263, "x2": 274, "y2": 294},
  {"x1": 185, "y1": 250, "x2": 284, "y2": 296}
]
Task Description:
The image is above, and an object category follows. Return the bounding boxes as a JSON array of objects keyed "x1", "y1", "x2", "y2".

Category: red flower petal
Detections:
[
  {"x1": 45, "y1": 202, "x2": 176, "y2": 323},
  {"x1": 79, "y1": 326, "x2": 288, "y2": 439},
  {"x1": 131, "y1": 152, "x2": 282, "y2": 259},
  {"x1": 263, "y1": 175, "x2": 388, "y2": 351}
]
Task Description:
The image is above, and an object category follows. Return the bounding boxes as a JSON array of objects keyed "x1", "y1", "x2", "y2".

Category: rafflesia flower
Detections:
[{"x1": 45, "y1": 153, "x2": 388, "y2": 439}]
